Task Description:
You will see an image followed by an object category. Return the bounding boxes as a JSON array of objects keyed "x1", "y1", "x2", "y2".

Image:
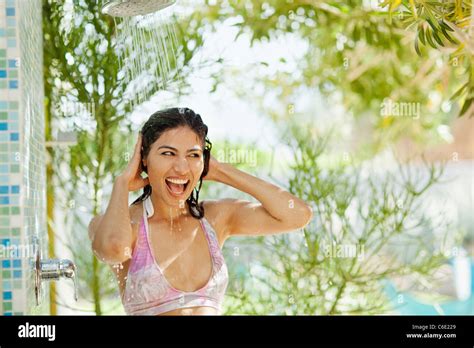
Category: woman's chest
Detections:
[{"x1": 147, "y1": 220, "x2": 214, "y2": 291}]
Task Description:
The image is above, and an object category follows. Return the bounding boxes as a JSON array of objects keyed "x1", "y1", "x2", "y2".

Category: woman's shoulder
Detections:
[{"x1": 202, "y1": 199, "x2": 238, "y2": 246}]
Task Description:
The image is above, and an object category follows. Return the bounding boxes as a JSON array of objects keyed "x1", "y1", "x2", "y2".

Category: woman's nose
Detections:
[{"x1": 173, "y1": 156, "x2": 190, "y2": 173}]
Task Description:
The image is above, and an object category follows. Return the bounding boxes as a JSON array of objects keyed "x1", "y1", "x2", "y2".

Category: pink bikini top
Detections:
[{"x1": 121, "y1": 196, "x2": 229, "y2": 315}]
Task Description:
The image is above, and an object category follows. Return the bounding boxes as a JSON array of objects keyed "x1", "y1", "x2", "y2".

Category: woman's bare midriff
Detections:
[{"x1": 158, "y1": 306, "x2": 219, "y2": 315}]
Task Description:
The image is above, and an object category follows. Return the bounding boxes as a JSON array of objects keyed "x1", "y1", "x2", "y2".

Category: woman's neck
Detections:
[{"x1": 148, "y1": 193, "x2": 189, "y2": 223}]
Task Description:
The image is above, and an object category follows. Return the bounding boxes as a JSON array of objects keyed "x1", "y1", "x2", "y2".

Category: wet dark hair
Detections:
[{"x1": 131, "y1": 107, "x2": 212, "y2": 219}]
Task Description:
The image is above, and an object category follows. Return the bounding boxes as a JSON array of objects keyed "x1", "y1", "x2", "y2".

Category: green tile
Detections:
[
  {"x1": 0, "y1": 143, "x2": 7, "y2": 150},
  {"x1": 0, "y1": 81, "x2": 6, "y2": 89},
  {"x1": 0, "y1": 217, "x2": 9, "y2": 225},
  {"x1": 9, "y1": 101, "x2": 18, "y2": 109},
  {"x1": 0, "y1": 207, "x2": 9, "y2": 215},
  {"x1": 13, "y1": 280, "x2": 21, "y2": 289},
  {"x1": 10, "y1": 143, "x2": 18, "y2": 151},
  {"x1": 11, "y1": 206, "x2": 19, "y2": 215},
  {"x1": 2, "y1": 270, "x2": 11, "y2": 278},
  {"x1": 0, "y1": 228, "x2": 9, "y2": 236},
  {"x1": 0, "y1": 153, "x2": 8, "y2": 162},
  {"x1": 0, "y1": 49, "x2": 6, "y2": 58},
  {"x1": 12, "y1": 227, "x2": 20, "y2": 236},
  {"x1": 9, "y1": 69, "x2": 17, "y2": 78},
  {"x1": 10, "y1": 164, "x2": 19, "y2": 173},
  {"x1": 6, "y1": 29, "x2": 15, "y2": 37},
  {"x1": 3, "y1": 302, "x2": 12, "y2": 311},
  {"x1": 0, "y1": 60, "x2": 5, "y2": 68}
]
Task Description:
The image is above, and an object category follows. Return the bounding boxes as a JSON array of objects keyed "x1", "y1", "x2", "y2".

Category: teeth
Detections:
[{"x1": 166, "y1": 178, "x2": 189, "y2": 185}]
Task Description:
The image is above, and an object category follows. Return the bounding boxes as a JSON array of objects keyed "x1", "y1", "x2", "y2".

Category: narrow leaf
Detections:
[
  {"x1": 409, "y1": 0, "x2": 418, "y2": 19},
  {"x1": 440, "y1": 26, "x2": 458, "y2": 45},
  {"x1": 459, "y1": 97, "x2": 473, "y2": 117},
  {"x1": 414, "y1": 36, "x2": 422, "y2": 56},
  {"x1": 425, "y1": 29, "x2": 437, "y2": 48},
  {"x1": 432, "y1": 29, "x2": 445, "y2": 47},
  {"x1": 450, "y1": 82, "x2": 468, "y2": 101},
  {"x1": 418, "y1": 25, "x2": 426, "y2": 45}
]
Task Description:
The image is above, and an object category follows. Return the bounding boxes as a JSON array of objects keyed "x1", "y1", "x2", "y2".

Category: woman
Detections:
[{"x1": 88, "y1": 107, "x2": 313, "y2": 315}]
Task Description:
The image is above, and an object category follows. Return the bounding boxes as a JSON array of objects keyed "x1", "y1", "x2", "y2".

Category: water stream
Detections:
[{"x1": 113, "y1": 9, "x2": 180, "y2": 107}]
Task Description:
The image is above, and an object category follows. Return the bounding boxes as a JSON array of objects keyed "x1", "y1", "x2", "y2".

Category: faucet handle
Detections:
[
  {"x1": 58, "y1": 259, "x2": 78, "y2": 301},
  {"x1": 35, "y1": 257, "x2": 78, "y2": 305}
]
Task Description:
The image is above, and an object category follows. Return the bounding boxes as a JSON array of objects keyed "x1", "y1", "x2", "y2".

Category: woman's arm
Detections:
[
  {"x1": 89, "y1": 177, "x2": 134, "y2": 264},
  {"x1": 205, "y1": 156, "x2": 313, "y2": 239},
  {"x1": 88, "y1": 134, "x2": 149, "y2": 264}
]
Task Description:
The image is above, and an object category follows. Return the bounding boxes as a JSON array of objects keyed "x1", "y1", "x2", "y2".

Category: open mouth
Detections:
[{"x1": 165, "y1": 177, "x2": 190, "y2": 197}]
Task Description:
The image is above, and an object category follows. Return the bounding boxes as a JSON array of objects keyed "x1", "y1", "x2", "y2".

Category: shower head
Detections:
[{"x1": 101, "y1": 0, "x2": 176, "y2": 17}]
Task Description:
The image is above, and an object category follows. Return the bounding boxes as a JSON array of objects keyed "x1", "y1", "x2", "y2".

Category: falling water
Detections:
[{"x1": 112, "y1": 8, "x2": 181, "y2": 107}]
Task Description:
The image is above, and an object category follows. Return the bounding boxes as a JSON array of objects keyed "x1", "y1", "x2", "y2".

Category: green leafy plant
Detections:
[
  {"x1": 223, "y1": 128, "x2": 459, "y2": 314},
  {"x1": 382, "y1": 0, "x2": 473, "y2": 116}
]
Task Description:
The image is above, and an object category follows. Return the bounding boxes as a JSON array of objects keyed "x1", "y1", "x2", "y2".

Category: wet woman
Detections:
[{"x1": 88, "y1": 107, "x2": 313, "y2": 315}]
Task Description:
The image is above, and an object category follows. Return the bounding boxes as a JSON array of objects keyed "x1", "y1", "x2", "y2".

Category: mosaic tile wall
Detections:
[{"x1": 0, "y1": 0, "x2": 48, "y2": 315}]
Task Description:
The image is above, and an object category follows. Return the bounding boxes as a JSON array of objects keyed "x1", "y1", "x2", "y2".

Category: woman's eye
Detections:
[{"x1": 161, "y1": 152, "x2": 200, "y2": 158}]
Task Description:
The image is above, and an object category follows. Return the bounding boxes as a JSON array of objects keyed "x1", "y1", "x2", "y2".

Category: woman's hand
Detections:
[
  {"x1": 203, "y1": 154, "x2": 222, "y2": 182},
  {"x1": 118, "y1": 133, "x2": 150, "y2": 191}
]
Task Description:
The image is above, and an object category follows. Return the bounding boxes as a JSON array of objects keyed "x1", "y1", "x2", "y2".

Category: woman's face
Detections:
[{"x1": 142, "y1": 126, "x2": 205, "y2": 207}]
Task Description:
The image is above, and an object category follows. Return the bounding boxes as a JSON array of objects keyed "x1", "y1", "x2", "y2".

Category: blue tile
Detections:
[
  {"x1": 0, "y1": 134, "x2": 7, "y2": 142},
  {"x1": 11, "y1": 185, "x2": 19, "y2": 194},
  {"x1": 0, "y1": 165, "x2": 8, "y2": 173},
  {"x1": 9, "y1": 122, "x2": 18, "y2": 131},
  {"x1": 2, "y1": 260, "x2": 11, "y2": 268},
  {"x1": 0, "y1": 123, "x2": 8, "y2": 131},
  {"x1": 9, "y1": 112, "x2": 18, "y2": 120},
  {"x1": 0, "y1": 101, "x2": 7, "y2": 109},
  {"x1": 6, "y1": 8, "x2": 15, "y2": 16},
  {"x1": 4, "y1": 312, "x2": 12, "y2": 316},
  {"x1": 3, "y1": 291, "x2": 12, "y2": 300},
  {"x1": 7, "y1": 39, "x2": 15, "y2": 48},
  {"x1": 8, "y1": 60, "x2": 16, "y2": 68},
  {"x1": 0, "y1": 238, "x2": 10, "y2": 246},
  {"x1": 6, "y1": 0, "x2": 15, "y2": 6},
  {"x1": 12, "y1": 259, "x2": 21, "y2": 268},
  {"x1": 0, "y1": 196, "x2": 9, "y2": 205},
  {"x1": 10, "y1": 133, "x2": 18, "y2": 141},
  {"x1": 0, "y1": 70, "x2": 6, "y2": 78},
  {"x1": 0, "y1": 176, "x2": 8, "y2": 183},
  {"x1": 0, "y1": 186, "x2": 8, "y2": 194},
  {"x1": 9, "y1": 195, "x2": 18, "y2": 205},
  {"x1": 2, "y1": 281, "x2": 11, "y2": 290},
  {"x1": 0, "y1": 29, "x2": 5, "y2": 37},
  {"x1": 8, "y1": 80, "x2": 18, "y2": 89},
  {"x1": 6, "y1": 19, "x2": 15, "y2": 27},
  {"x1": 13, "y1": 270, "x2": 21, "y2": 278}
]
